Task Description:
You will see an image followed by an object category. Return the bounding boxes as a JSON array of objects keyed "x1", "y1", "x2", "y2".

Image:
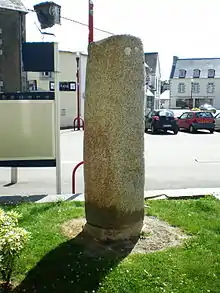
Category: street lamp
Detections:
[
  {"x1": 73, "y1": 52, "x2": 84, "y2": 131},
  {"x1": 190, "y1": 78, "x2": 194, "y2": 109},
  {"x1": 88, "y1": 0, "x2": 94, "y2": 45}
]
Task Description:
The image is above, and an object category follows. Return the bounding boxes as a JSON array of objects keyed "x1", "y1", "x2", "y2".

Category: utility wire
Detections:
[
  {"x1": 61, "y1": 16, "x2": 114, "y2": 35},
  {"x1": 28, "y1": 8, "x2": 114, "y2": 35}
]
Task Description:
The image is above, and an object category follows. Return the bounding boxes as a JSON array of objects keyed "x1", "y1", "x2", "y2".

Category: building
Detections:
[
  {"x1": 27, "y1": 50, "x2": 87, "y2": 128},
  {"x1": 0, "y1": 0, "x2": 27, "y2": 92},
  {"x1": 160, "y1": 90, "x2": 170, "y2": 109},
  {"x1": 169, "y1": 56, "x2": 220, "y2": 109},
  {"x1": 144, "y1": 52, "x2": 161, "y2": 110}
]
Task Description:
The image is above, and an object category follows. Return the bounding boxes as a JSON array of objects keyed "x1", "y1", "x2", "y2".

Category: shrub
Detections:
[{"x1": 0, "y1": 209, "x2": 30, "y2": 286}]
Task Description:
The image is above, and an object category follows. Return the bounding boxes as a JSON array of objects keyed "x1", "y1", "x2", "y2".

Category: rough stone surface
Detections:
[{"x1": 83, "y1": 34, "x2": 145, "y2": 240}]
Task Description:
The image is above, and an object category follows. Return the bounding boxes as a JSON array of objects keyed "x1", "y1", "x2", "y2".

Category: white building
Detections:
[
  {"x1": 144, "y1": 52, "x2": 161, "y2": 110},
  {"x1": 169, "y1": 56, "x2": 220, "y2": 109},
  {"x1": 28, "y1": 50, "x2": 87, "y2": 128}
]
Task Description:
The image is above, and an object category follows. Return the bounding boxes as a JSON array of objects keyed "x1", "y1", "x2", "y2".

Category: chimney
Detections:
[{"x1": 173, "y1": 56, "x2": 178, "y2": 65}]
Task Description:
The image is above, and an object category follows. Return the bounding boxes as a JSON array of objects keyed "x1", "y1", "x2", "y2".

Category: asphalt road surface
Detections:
[{"x1": 0, "y1": 129, "x2": 220, "y2": 196}]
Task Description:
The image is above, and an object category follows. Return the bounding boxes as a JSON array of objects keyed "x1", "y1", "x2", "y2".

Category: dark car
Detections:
[
  {"x1": 177, "y1": 111, "x2": 215, "y2": 133},
  {"x1": 145, "y1": 110, "x2": 179, "y2": 134}
]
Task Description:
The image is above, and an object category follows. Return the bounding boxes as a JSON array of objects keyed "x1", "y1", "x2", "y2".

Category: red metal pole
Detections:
[
  {"x1": 88, "y1": 0, "x2": 94, "y2": 45},
  {"x1": 72, "y1": 161, "x2": 84, "y2": 194}
]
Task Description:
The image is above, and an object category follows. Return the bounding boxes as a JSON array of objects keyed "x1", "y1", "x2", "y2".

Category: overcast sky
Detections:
[{"x1": 23, "y1": 0, "x2": 220, "y2": 79}]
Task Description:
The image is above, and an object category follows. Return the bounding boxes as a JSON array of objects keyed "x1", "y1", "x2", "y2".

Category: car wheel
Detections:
[
  {"x1": 173, "y1": 129, "x2": 178, "y2": 135},
  {"x1": 189, "y1": 125, "x2": 195, "y2": 133},
  {"x1": 210, "y1": 129, "x2": 214, "y2": 134},
  {"x1": 151, "y1": 124, "x2": 157, "y2": 134}
]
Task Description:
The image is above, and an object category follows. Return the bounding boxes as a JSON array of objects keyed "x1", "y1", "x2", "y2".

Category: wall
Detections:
[
  {"x1": 170, "y1": 78, "x2": 220, "y2": 109},
  {"x1": 28, "y1": 51, "x2": 87, "y2": 128},
  {"x1": 0, "y1": 9, "x2": 26, "y2": 92}
]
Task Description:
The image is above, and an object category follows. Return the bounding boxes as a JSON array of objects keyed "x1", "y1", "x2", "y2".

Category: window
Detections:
[
  {"x1": 179, "y1": 69, "x2": 186, "y2": 78},
  {"x1": 193, "y1": 69, "x2": 200, "y2": 78},
  {"x1": 187, "y1": 113, "x2": 194, "y2": 118},
  {"x1": 192, "y1": 82, "x2": 200, "y2": 93},
  {"x1": 49, "y1": 81, "x2": 55, "y2": 91},
  {"x1": 207, "y1": 82, "x2": 215, "y2": 94},
  {"x1": 208, "y1": 69, "x2": 215, "y2": 78},
  {"x1": 61, "y1": 109, "x2": 66, "y2": 116},
  {"x1": 43, "y1": 72, "x2": 51, "y2": 77},
  {"x1": 176, "y1": 99, "x2": 190, "y2": 109},
  {"x1": 27, "y1": 80, "x2": 37, "y2": 91},
  {"x1": 0, "y1": 80, "x2": 3, "y2": 92},
  {"x1": 180, "y1": 113, "x2": 189, "y2": 119},
  {"x1": 41, "y1": 72, "x2": 52, "y2": 79},
  {"x1": 178, "y1": 82, "x2": 186, "y2": 93},
  {"x1": 195, "y1": 112, "x2": 213, "y2": 118},
  {"x1": 158, "y1": 110, "x2": 174, "y2": 117}
]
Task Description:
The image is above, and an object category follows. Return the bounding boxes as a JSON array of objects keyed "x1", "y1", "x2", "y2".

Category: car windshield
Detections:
[
  {"x1": 195, "y1": 112, "x2": 213, "y2": 118},
  {"x1": 158, "y1": 110, "x2": 174, "y2": 117}
]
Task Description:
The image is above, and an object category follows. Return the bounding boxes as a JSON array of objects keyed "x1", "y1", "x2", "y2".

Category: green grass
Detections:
[{"x1": 0, "y1": 197, "x2": 220, "y2": 293}]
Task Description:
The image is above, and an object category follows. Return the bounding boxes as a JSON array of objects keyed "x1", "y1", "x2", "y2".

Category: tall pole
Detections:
[
  {"x1": 190, "y1": 80, "x2": 193, "y2": 109},
  {"x1": 76, "y1": 52, "x2": 80, "y2": 131},
  {"x1": 88, "y1": 0, "x2": 94, "y2": 45}
]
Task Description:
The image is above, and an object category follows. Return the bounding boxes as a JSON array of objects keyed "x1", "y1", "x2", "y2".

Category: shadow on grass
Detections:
[{"x1": 14, "y1": 231, "x2": 136, "y2": 293}]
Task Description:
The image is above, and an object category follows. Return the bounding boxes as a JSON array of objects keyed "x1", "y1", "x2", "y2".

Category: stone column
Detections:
[{"x1": 83, "y1": 35, "x2": 145, "y2": 241}]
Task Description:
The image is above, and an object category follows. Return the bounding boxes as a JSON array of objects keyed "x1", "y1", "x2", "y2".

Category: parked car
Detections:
[
  {"x1": 145, "y1": 110, "x2": 179, "y2": 134},
  {"x1": 214, "y1": 112, "x2": 220, "y2": 131},
  {"x1": 177, "y1": 111, "x2": 215, "y2": 133}
]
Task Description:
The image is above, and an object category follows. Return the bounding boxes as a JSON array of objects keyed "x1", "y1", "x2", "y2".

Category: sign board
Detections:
[
  {"x1": 49, "y1": 81, "x2": 76, "y2": 91},
  {"x1": 0, "y1": 92, "x2": 55, "y2": 167},
  {"x1": 22, "y1": 42, "x2": 55, "y2": 72}
]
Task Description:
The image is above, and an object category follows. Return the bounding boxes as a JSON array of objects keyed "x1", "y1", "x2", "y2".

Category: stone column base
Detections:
[{"x1": 83, "y1": 220, "x2": 143, "y2": 242}]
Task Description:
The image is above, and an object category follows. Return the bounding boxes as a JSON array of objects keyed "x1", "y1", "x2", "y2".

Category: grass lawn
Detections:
[{"x1": 0, "y1": 197, "x2": 220, "y2": 293}]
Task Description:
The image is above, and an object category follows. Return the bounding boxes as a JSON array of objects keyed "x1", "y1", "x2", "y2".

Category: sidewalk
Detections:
[{"x1": 0, "y1": 188, "x2": 219, "y2": 205}]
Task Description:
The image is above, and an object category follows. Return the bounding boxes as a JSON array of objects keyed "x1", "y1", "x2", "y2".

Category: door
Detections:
[
  {"x1": 178, "y1": 112, "x2": 189, "y2": 129},
  {"x1": 185, "y1": 112, "x2": 194, "y2": 129},
  {"x1": 215, "y1": 113, "x2": 220, "y2": 130}
]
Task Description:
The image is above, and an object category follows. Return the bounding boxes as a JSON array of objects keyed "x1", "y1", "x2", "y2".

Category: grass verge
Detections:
[{"x1": 0, "y1": 197, "x2": 219, "y2": 293}]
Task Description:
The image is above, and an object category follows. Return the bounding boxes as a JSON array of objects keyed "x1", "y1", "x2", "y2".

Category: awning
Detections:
[{"x1": 146, "y1": 89, "x2": 154, "y2": 97}]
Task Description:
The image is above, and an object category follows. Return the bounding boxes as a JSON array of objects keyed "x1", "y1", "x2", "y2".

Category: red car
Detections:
[{"x1": 177, "y1": 111, "x2": 215, "y2": 133}]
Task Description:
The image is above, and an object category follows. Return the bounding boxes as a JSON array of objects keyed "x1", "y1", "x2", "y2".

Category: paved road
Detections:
[{"x1": 1, "y1": 129, "x2": 220, "y2": 195}]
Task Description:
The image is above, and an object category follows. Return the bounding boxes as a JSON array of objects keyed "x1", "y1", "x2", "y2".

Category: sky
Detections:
[{"x1": 23, "y1": 0, "x2": 220, "y2": 79}]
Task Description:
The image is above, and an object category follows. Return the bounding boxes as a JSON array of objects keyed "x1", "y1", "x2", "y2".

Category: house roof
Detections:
[
  {"x1": 144, "y1": 52, "x2": 158, "y2": 73},
  {"x1": 170, "y1": 57, "x2": 220, "y2": 79},
  {"x1": 0, "y1": 0, "x2": 27, "y2": 12}
]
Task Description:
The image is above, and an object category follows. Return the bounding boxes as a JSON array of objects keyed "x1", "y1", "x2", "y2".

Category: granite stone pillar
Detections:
[{"x1": 83, "y1": 35, "x2": 145, "y2": 241}]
